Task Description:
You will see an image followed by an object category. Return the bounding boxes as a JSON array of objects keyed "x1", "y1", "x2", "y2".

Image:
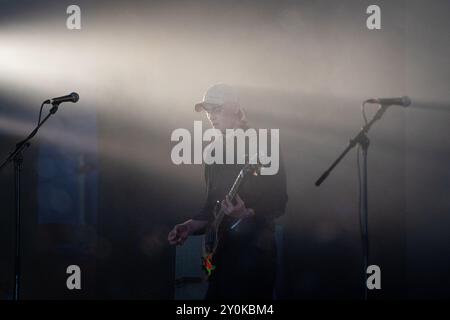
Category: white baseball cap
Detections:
[{"x1": 195, "y1": 83, "x2": 239, "y2": 112}]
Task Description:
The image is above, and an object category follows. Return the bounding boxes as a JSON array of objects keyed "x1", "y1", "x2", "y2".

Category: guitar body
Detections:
[{"x1": 202, "y1": 201, "x2": 222, "y2": 276}]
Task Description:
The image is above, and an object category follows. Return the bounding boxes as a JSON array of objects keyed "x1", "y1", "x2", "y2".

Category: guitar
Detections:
[{"x1": 201, "y1": 157, "x2": 262, "y2": 277}]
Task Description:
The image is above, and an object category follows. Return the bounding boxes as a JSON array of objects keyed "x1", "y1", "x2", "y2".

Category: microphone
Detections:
[
  {"x1": 365, "y1": 96, "x2": 411, "y2": 107},
  {"x1": 45, "y1": 92, "x2": 79, "y2": 105}
]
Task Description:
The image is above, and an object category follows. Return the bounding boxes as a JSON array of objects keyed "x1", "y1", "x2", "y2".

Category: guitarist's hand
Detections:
[
  {"x1": 221, "y1": 194, "x2": 255, "y2": 219},
  {"x1": 168, "y1": 222, "x2": 192, "y2": 246}
]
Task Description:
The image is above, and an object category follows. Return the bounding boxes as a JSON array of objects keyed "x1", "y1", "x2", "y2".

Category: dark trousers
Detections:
[{"x1": 205, "y1": 230, "x2": 277, "y2": 300}]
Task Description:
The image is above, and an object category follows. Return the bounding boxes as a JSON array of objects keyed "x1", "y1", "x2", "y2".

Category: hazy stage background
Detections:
[{"x1": 0, "y1": 0, "x2": 449, "y2": 299}]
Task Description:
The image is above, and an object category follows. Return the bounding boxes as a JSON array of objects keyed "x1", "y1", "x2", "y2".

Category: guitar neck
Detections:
[
  {"x1": 227, "y1": 170, "x2": 245, "y2": 201},
  {"x1": 215, "y1": 170, "x2": 245, "y2": 222}
]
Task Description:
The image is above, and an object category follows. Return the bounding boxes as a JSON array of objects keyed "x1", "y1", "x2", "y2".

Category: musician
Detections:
[{"x1": 168, "y1": 84, "x2": 288, "y2": 299}]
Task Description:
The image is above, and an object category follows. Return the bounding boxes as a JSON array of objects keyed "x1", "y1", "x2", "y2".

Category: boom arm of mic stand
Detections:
[
  {"x1": 315, "y1": 105, "x2": 388, "y2": 186},
  {"x1": 0, "y1": 104, "x2": 59, "y2": 172}
]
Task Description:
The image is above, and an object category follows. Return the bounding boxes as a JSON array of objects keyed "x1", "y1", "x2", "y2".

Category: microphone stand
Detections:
[
  {"x1": 315, "y1": 103, "x2": 390, "y2": 300},
  {"x1": 0, "y1": 102, "x2": 61, "y2": 300}
]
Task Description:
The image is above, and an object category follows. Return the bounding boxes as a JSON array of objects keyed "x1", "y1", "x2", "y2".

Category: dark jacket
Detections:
[{"x1": 192, "y1": 139, "x2": 288, "y2": 299}]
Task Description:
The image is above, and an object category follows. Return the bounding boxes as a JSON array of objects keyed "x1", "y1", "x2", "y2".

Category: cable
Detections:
[
  {"x1": 37, "y1": 101, "x2": 48, "y2": 126},
  {"x1": 14, "y1": 101, "x2": 52, "y2": 152},
  {"x1": 361, "y1": 102, "x2": 369, "y2": 125},
  {"x1": 1, "y1": 99, "x2": 53, "y2": 172}
]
